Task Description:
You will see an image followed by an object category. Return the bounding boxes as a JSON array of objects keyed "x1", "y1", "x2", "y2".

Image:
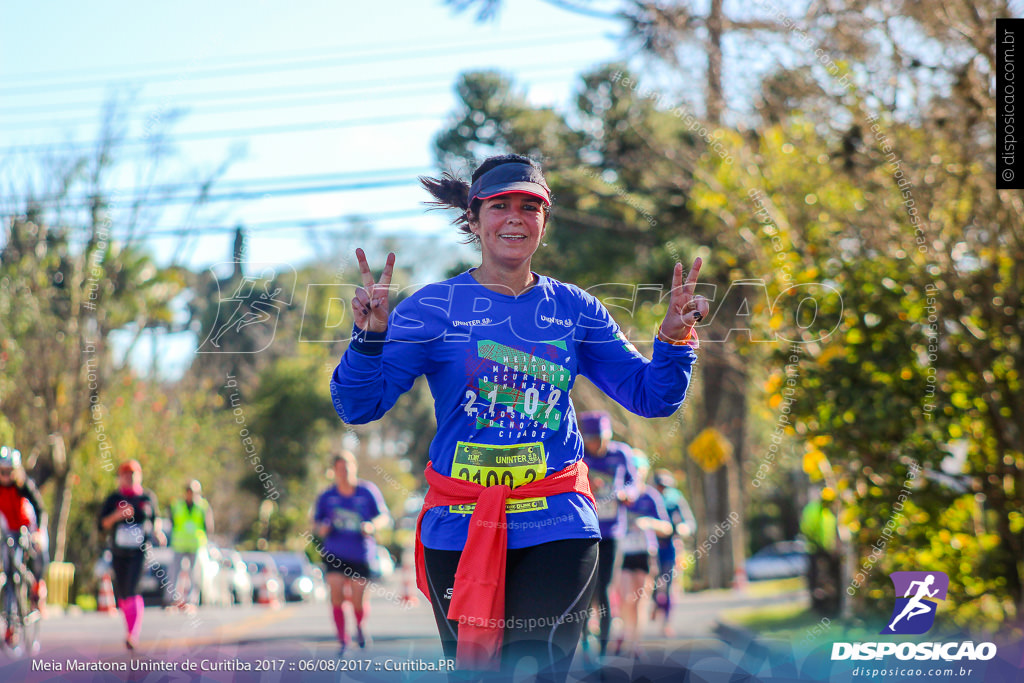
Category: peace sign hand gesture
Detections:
[
  {"x1": 352, "y1": 249, "x2": 395, "y2": 334},
  {"x1": 658, "y1": 257, "x2": 709, "y2": 344}
]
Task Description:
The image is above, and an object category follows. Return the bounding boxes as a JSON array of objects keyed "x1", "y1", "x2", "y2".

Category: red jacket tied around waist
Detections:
[{"x1": 414, "y1": 460, "x2": 596, "y2": 670}]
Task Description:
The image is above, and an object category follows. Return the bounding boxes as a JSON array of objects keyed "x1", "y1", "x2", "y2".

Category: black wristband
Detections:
[{"x1": 349, "y1": 325, "x2": 387, "y2": 356}]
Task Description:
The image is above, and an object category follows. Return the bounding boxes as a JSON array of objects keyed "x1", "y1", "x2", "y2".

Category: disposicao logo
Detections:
[
  {"x1": 831, "y1": 570, "x2": 997, "y2": 662},
  {"x1": 881, "y1": 570, "x2": 949, "y2": 635}
]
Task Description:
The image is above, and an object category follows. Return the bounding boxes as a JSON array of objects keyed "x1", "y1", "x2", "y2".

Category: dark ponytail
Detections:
[
  {"x1": 420, "y1": 153, "x2": 552, "y2": 245},
  {"x1": 419, "y1": 172, "x2": 470, "y2": 212}
]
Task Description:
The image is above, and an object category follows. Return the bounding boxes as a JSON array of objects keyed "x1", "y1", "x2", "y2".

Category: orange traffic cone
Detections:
[
  {"x1": 399, "y1": 548, "x2": 419, "y2": 607},
  {"x1": 732, "y1": 567, "x2": 748, "y2": 592},
  {"x1": 97, "y1": 572, "x2": 117, "y2": 615}
]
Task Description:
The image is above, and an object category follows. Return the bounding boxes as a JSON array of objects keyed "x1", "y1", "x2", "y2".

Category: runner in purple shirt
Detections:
[
  {"x1": 580, "y1": 410, "x2": 638, "y2": 659},
  {"x1": 313, "y1": 451, "x2": 390, "y2": 654},
  {"x1": 616, "y1": 452, "x2": 671, "y2": 658}
]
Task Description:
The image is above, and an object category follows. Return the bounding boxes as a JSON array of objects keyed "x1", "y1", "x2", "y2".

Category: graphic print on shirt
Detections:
[
  {"x1": 463, "y1": 339, "x2": 569, "y2": 433},
  {"x1": 453, "y1": 338, "x2": 571, "y2": 514},
  {"x1": 331, "y1": 508, "x2": 364, "y2": 532}
]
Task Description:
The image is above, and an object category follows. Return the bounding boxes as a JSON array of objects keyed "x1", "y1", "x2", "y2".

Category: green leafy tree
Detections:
[{"x1": 0, "y1": 105, "x2": 232, "y2": 566}]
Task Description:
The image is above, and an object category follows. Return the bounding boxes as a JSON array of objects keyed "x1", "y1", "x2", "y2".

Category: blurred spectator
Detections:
[
  {"x1": 800, "y1": 487, "x2": 840, "y2": 616},
  {"x1": 169, "y1": 480, "x2": 214, "y2": 611}
]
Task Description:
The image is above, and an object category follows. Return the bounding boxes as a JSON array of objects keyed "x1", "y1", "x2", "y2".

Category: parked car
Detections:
[
  {"x1": 745, "y1": 540, "x2": 810, "y2": 581},
  {"x1": 270, "y1": 552, "x2": 327, "y2": 603},
  {"x1": 211, "y1": 546, "x2": 253, "y2": 606},
  {"x1": 95, "y1": 524, "x2": 228, "y2": 607},
  {"x1": 240, "y1": 551, "x2": 286, "y2": 604},
  {"x1": 153, "y1": 518, "x2": 231, "y2": 606},
  {"x1": 137, "y1": 545, "x2": 230, "y2": 607}
]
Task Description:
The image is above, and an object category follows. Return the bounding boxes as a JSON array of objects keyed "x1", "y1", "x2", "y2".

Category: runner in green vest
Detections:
[
  {"x1": 169, "y1": 480, "x2": 214, "y2": 611},
  {"x1": 800, "y1": 497, "x2": 837, "y2": 553},
  {"x1": 800, "y1": 487, "x2": 839, "y2": 615}
]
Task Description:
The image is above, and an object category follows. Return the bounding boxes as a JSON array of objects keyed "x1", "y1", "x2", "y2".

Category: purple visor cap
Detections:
[
  {"x1": 578, "y1": 411, "x2": 612, "y2": 438},
  {"x1": 469, "y1": 163, "x2": 551, "y2": 206}
]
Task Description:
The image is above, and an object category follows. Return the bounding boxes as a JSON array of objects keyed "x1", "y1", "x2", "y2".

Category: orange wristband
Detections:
[{"x1": 657, "y1": 326, "x2": 697, "y2": 345}]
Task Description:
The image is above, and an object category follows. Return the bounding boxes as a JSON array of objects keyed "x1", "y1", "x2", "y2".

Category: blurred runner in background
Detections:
[
  {"x1": 98, "y1": 460, "x2": 165, "y2": 650},
  {"x1": 580, "y1": 410, "x2": 637, "y2": 661},
  {"x1": 313, "y1": 450, "x2": 390, "y2": 656},
  {"x1": 650, "y1": 468, "x2": 697, "y2": 636},
  {"x1": 615, "y1": 452, "x2": 671, "y2": 658},
  {"x1": 0, "y1": 446, "x2": 48, "y2": 634}
]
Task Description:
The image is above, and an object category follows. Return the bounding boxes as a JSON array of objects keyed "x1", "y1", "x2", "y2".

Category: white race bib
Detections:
[
  {"x1": 115, "y1": 524, "x2": 145, "y2": 549},
  {"x1": 620, "y1": 529, "x2": 650, "y2": 555}
]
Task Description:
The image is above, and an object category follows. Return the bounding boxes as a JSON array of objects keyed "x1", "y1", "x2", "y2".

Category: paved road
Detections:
[{"x1": 0, "y1": 579, "x2": 807, "y2": 682}]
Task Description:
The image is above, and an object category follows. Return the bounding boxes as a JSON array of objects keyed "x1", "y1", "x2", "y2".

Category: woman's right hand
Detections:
[
  {"x1": 102, "y1": 505, "x2": 133, "y2": 530},
  {"x1": 352, "y1": 248, "x2": 395, "y2": 333}
]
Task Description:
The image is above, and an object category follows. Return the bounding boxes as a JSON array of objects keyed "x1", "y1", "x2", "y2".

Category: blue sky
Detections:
[
  {"x1": 0, "y1": 0, "x2": 635, "y2": 374},
  {"x1": 1, "y1": 0, "x2": 625, "y2": 272}
]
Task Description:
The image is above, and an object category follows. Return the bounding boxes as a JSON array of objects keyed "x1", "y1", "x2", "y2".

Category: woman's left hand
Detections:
[{"x1": 658, "y1": 257, "x2": 709, "y2": 344}]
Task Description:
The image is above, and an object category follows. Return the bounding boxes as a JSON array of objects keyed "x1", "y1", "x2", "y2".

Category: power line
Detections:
[
  {"x1": 0, "y1": 63, "x2": 585, "y2": 125},
  {"x1": 0, "y1": 62, "x2": 585, "y2": 118},
  {"x1": 21, "y1": 166, "x2": 435, "y2": 203},
  {"x1": 0, "y1": 33, "x2": 605, "y2": 95},
  {"x1": 0, "y1": 71, "x2": 583, "y2": 132},
  {"x1": 46, "y1": 209, "x2": 453, "y2": 243},
  {"x1": 134, "y1": 209, "x2": 438, "y2": 236},
  {"x1": 6, "y1": 177, "x2": 423, "y2": 212},
  {"x1": 0, "y1": 87, "x2": 436, "y2": 131},
  {"x1": 0, "y1": 111, "x2": 447, "y2": 154},
  {"x1": 0, "y1": 31, "x2": 602, "y2": 84}
]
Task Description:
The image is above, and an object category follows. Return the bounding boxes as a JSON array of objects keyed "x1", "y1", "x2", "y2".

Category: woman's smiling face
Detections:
[{"x1": 470, "y1": 192, "x2": 547, "y2": 266}]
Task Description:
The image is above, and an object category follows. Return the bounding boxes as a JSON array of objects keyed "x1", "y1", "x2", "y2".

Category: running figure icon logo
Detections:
[
  {"x1": 880, "y1": 571, "x2": 949, "y2": 635},
  {"x1": 198, "y1": 264, "x2": 295, "y2": 354}
]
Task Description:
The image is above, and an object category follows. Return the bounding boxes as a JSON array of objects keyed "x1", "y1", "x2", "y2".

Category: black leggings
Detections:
[
  {"x1": 111, "y1": 551, "x2": 146, "y2": 601},
  {"x1": 593, "y1": 538, "x2": 618, "y2": 655},
  {"x1": 423, "y1": 538, "x2": 598, "y2": 682}
]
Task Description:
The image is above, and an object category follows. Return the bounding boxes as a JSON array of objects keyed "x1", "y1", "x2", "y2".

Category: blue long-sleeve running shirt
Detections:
[
  {"x1": 330, "y1": 270, "x2": 697, "y2": 551},
  {"x1": 583, "y1": 443, "x2": 637, "y2": 540}
]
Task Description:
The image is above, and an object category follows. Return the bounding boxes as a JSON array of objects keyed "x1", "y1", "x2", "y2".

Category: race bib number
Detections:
[
  {"x1": 115, "y1": 524, "x2": 145, "y2": 549},
  {"x1": 590, "y1": 470, "x2": 619, "y2": 520},
  {"x1": 450, "y1": 442, "x2": 548, "y2": 514},
  {"x1": 332, "y1": 509, "x2": 363, "y2": 532},
  {"x1": 621, "y1": 520, "x2": 651, "y2": 554}
]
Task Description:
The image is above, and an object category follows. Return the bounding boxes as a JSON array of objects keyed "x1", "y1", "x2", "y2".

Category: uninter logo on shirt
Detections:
[
  {"x1": 539, "y1": 314, "x2": 572, "y2": 327},
  {"x1": 451, "y1": 318, "x2": 493, "y2": 327}
]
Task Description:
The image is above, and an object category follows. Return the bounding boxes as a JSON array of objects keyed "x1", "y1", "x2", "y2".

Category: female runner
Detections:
[
  {"x1": 313, "y1": 450, "x2": 390, "y2": 654},
  {"x1": 331, "y1": 153, "x2": 707, "y2": 680},
  {"x1": 615, "y1": 452, "x2": 671, "y2": 658},
  {"x1": 98, "y1": 460, "x2": 165, "y2": 650},
  {"x1": 578, "y1": 410, "x2": 637, "y2": 660}
]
